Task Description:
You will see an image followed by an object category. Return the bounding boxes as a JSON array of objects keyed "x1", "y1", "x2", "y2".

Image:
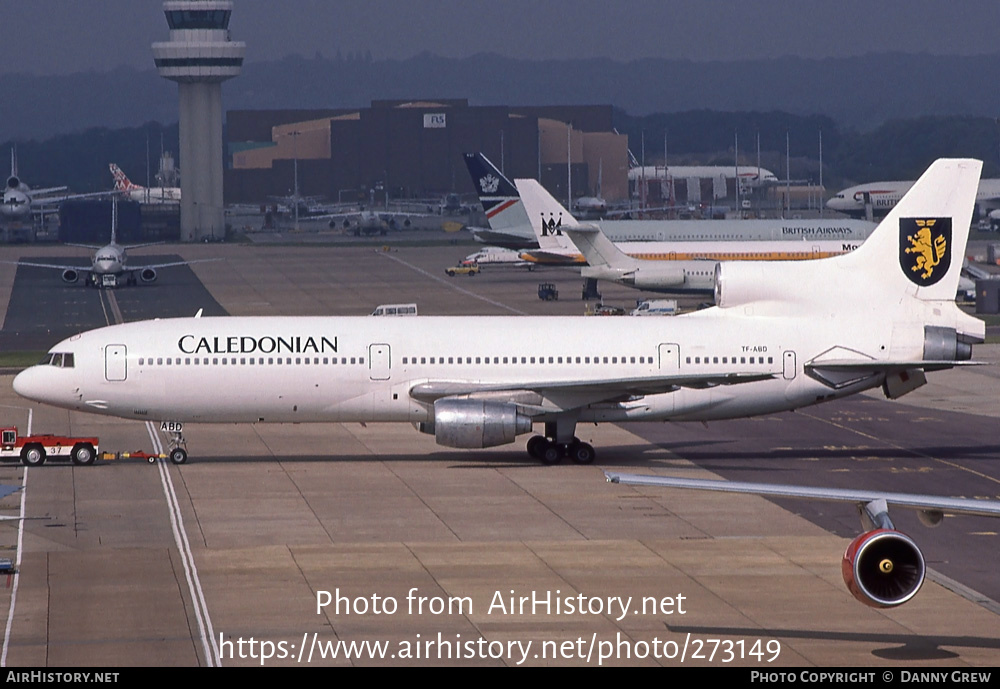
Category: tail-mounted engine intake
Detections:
[
  {"x1": 620, "y1": 264, "x2": 686, "y2": 289},
  {"x1": 841, "y1": 529, "x2": 925, "y2": 608},
  {"x1": 923, "y1": 326, "x2": 972, "y2": 362},
  {"x1": 714, "y1": 262, "x2": 771, "y2": 308},
  {"x1": 420, "y1": 399, "x2": 532, "y2": 449}
]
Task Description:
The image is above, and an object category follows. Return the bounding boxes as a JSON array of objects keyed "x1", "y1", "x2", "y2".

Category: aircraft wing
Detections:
[
  {"x1": 32, "y1": 190, "x2": 117, "y2": 207},
  {"x1": 518, "y1": 250, "x2": 584, "y2": 264},
  {"x1": 29, "y1": 186, "x2": 68, "y2": 196},
  {"x1": 127, "y1": 258, "x2": 222, "y2": 271},
  {"x1": 808, "y1": 359, "x2": 986, "y2": 373},
  {"x1": 605, "y1": 473, "x2": 1000, "y2": 519},
  {"x1": 467, "y1": 227, "x2": 538, "y2": 250},
  {"x1": 411, "y1": 371, "x2": 775, "y2": 413},
  {"x1": 1, "y1": 259, "x2": 92, "y2": 273}
]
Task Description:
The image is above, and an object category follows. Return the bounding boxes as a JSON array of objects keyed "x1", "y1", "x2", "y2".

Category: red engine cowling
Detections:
[{"x1": 842, "y1": 529, "x2": 925, "y2": 607}]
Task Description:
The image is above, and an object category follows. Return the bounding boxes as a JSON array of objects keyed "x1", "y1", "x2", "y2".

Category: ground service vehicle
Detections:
[
  {"x1": 0, "y1": 427, "x2": 99, "y2": 466},
  {"x1": 445, "y1": 264, "x2": 480, "y2": 277},
  {"x1": 537, "y1": 283, "x2": 558, "y2": 300},
  {"x1": 631, "y1": 299, "x2": 679, "y2": 316}
]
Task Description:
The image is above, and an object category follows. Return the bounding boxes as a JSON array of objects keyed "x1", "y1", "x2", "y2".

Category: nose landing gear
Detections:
[{"x1": 160, "y1": 422, "x2": 188, "y2": 464}]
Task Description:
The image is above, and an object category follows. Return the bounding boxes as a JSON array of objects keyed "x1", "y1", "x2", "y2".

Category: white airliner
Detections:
[
  {"x1": 12, "y1": 158, "x2": 984, "y2": 476},
  {"x1": 606, "y1": 472, "x2": 1000, "y2": 609},
  {"x1": 462, "y1": 246, "x2": 533, "y2": 269},
  {"x1": 628, "y1": 164, "x2": 779, "y2": 187},
  {"x1": 109, "y1": 164, "x2": 181, "y2": 203},
  {"x1": 515, "y1": 178, "x2": 862, "y2": 292},
  {"x1": 1, "y1": 148, "x2": 110, "y2": 224},
  {"x1": 4, "y1": 201, "x2": 214, "y2": 288},
  {"x1": 828, "y1": 178, "x2": 1000, "y2": 219},
  {"x1": 463, "y1": 153, "x2": 875, "y2": 250}
]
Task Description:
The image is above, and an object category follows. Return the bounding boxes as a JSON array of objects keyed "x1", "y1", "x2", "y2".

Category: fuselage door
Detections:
[
  {"x1": 783, "y1": 351, "x2": 797, "y2": 380},
  {"x1": 658, "y1": 343, "x2": 680, "y2": 369},
  {"x1": 105, "y1": 344, "x2": 127, "y2": 382},
  {"x1": 369, "y1": 343, "x2": 390, "y2": 381}
]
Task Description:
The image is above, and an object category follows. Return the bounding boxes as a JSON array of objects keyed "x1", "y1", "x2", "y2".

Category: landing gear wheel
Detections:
[
  {"x1": 568, "y1": 441, "x2": 595, "y2": 465},
  {"x1": 169, "y1": 448, "x2": 188, "y2": 465},
  {"x1": 526, "y1": 436, "x2": 549, "y2": 460},
  {"x1": 70, "y1": 443, "x2": 96, "y2": 466},
  {"x1": 540, "y1": 444, "x2": 563, "y2": 466},
  {"x1": 21, "y1": 445, "x2": 46, "y2": 467}
]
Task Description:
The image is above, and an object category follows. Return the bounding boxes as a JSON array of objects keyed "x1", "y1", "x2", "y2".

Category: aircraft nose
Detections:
[{"x1": 12, "y1": 367, "x2": 43, "y2": 402}]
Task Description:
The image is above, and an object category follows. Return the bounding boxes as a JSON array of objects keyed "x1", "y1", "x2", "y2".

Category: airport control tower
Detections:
[{"x1": 152, "y1": 1, "x2": 244, "y2": 241}]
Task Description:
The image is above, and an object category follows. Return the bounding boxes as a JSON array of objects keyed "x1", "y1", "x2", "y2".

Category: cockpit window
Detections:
[{"x1": 39, "y1": 352, "x2": 74, "y2": 368}]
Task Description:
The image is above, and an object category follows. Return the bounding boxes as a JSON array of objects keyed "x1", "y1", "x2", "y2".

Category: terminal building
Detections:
[{"x1": 224, "y1": 101, "x2": 630, "y2": 207}]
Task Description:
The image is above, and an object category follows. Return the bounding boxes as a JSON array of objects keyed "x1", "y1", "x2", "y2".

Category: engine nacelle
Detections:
[
  {"x1": 626, "y1": 265, "x2": 687, "y2": 290},
  {"x1": 581, "y1": 264, "x2": 687, "y2": 289},
  {"x1": 6, "y1": 176, "x2": 20, "y2": 189},
  {"x1": 923, "y1": 326, "x2": 971, "y2": 362},
  {"x1": 714, "y1": 262, "x2": 771, "y2": 308},
  {"x1": 428, "y1": 399, "x2": 532, "y2": 449},
  {"x1": 61, "y1": 269, "x2": 79, "y2": 283},
  {"x1": 139, "y1": 268, "x2": 157, "y2": 283},
  {"x1": 842, "y1": 529, "x2": 925, "y2": 608}
]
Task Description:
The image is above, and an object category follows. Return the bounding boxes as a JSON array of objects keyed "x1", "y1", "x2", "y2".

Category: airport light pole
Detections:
[{"x1": 290, "y1": 130, "x2": 300, "y2": 231}]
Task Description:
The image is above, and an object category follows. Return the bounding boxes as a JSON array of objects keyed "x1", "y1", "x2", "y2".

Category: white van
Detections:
[
  {"x1": 371, "y1": 303, "x2": 418, "y2": 316},
  {"x1": 631, "y1": 299, "x2": 678, "y2": 316}
]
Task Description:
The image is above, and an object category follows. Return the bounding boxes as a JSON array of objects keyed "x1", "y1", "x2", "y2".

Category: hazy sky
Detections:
[{"x1": 2, "y1": 0, "x2": 999, "y2": 75}]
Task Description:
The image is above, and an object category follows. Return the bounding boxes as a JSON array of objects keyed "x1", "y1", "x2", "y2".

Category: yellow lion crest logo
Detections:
[{"x1": 904, "y1": 219, "x2": 947, "y2": 280}]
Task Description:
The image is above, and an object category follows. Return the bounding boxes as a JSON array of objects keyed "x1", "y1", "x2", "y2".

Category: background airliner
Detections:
[
  {"x1": 4, "y1": 200, "x2": 215, "y2": 288},
  {"x1": 2, "y1": 148, "x2": 110, "y2": 225},
  {"x1": 109, "y1": 163, "x2": 181, "y2": 203},
  {"x1": 514, "y1": 177, "x2": 861, "y2": 293},
  {"x1": 464, "y1": 152, "x2": 875, "y2": 249},
  {"x1": 828, "y1": 178, "x2": 1000, "y2": 219}
]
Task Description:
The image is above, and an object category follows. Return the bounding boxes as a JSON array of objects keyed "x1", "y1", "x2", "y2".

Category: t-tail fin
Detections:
[
  {"x1": 462, "y1": 153, "x2": 528, "y2": 232},
  {"x1": 513, "y1": 178, "x2": 581, "y2": 255},
  {"x1": 832, "y1": 158, "x2": 981, "y2": 303}
]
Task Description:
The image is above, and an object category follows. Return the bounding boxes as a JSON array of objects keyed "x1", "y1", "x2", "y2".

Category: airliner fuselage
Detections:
[{"x1": 13, "y1": 311, "x2": 908, "y2": 428}]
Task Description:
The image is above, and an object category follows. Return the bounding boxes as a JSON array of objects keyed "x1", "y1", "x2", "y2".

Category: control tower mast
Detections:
[{"x1": 152, "y1": 1, "x2": 244, "y2": 241}]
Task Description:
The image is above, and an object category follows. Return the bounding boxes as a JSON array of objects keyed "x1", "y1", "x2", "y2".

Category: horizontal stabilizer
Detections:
[{"x1": 563, "y1": 225, "x2": 638, "y2": 269}]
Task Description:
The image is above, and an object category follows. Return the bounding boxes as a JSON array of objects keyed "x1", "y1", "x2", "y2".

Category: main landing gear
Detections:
[{"x1": 525, "y1": 419, "x2": 595, "y2": 465}]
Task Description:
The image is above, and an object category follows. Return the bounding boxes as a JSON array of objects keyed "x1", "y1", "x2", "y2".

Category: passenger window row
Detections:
[
  {"x1": 686, "y1": 356, "x2": 774, "y2": 365},
  {"x1": 400, "y1": 355, "x2": 652, "y2": 365},
  {"x1": 138, "y1": 356, "x2": 365, "y2": 366}
]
